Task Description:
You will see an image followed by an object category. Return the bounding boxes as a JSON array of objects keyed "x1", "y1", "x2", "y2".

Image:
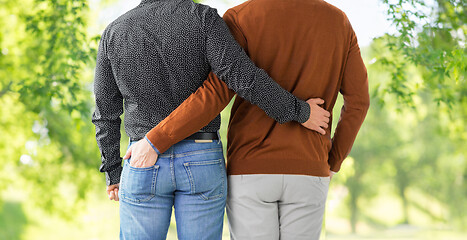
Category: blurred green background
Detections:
[{"x1": 0, "y1": 0, "x2": 465, "y2": 239}]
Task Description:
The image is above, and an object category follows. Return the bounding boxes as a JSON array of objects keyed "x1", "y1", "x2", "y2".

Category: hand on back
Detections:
[{"x1": 301, "y1": 98, "x2": 330, "y2": 135}]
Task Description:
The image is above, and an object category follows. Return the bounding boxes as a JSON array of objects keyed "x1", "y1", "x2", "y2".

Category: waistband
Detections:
[{"x1": 130, "y1": 131, "x2": 219, "y2": 142}]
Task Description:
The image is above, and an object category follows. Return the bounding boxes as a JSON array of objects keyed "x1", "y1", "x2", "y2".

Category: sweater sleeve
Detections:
[{"x1": 328, "y1": 26, "x2": 370, "y2": 172}]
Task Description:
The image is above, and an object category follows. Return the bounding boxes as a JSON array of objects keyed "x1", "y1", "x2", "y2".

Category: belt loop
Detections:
[
  {"x1": 127, "y1": 137, "x2": 133, "y2": 150},
  {"x1": 217, "y1": 130, "x2": 221, "y2": 144}
]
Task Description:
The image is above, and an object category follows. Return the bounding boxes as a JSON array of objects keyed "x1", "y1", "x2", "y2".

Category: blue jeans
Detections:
[{"x1": 119, "y1": 140, "x2": 227, "y2": 240}]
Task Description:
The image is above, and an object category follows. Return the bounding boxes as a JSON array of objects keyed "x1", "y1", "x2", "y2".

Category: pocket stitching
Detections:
[
  {"x1": 183, "y1": 159, "x2": 224, "y2": 200},
  {"x1": 199, "y1": 162, "x2": 225, "y2": 200},
  {"x1": 183, "y1": 163, "x2": 196, "y2": 194},
  {"x1": 176, "y1": 148, "x2": 223, "y2": 158},
  {"x1": 121, "y1": 165, "x2": 159, "y2": 203},
  {"x1": 185, "y1": 159, "x2": 222, "y2": 166},
  {"x1": 128, "y1": 165, "x2": 157, "y2": 171}
]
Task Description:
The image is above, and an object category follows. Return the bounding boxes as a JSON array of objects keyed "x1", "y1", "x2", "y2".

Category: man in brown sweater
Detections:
[{"x1": 127, "y1": 0, "x2": 369, "y2": 239}]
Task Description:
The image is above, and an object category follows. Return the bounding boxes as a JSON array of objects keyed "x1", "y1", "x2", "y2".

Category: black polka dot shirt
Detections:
[{"x1": 92, "y1": 0, "x2": 310, "y2": 185}]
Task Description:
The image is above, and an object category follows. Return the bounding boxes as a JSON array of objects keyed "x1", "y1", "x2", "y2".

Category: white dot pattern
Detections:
[{"x1": 92, "y1": 0, "x2": 310, "y2": 185}]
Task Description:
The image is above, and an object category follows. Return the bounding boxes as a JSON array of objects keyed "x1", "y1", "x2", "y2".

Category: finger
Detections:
[
  {"x1": 123, "y1": 147, "x2": 132, "y2": 160},
  {"x1": 114, "y1": 189, "x2": 119, "y2": 201},
  {"x1": 314, "y1": 98, "x2": 324, "y2": 105},
  {"x1": 133, "y1": 161, "x2": 142, "y2": 168},
  {"x1": 107, "y1": 184, "x2": 117, "y2": 191},
  {"x1": 321, "y1": 122, "x2": 329, "y2": 129},
  {"x1": 311, "y1": 125, "x2": 324, "y2": 135},
  {"x1": 309, "y1": 98, "x2": 324, "y2": 104},
  {"x1": 323, "y1": 116, "x2": 330, "y2": 123},
  {"x1": 106, "y1": 187, "x2": 114, "y2": 195},
  {"x1": 109, "y1": 190, "x2": 115, "y2": 200},
  {"x1": 130, "y1": 159, "x2": 138, "y2": 168},
  {"x1": 318, "y1": 127, "x2": 326, "y2": 135},
  {"x1": 318, "y1": 108, "x2": 330, "y2": 117},
  {"x1": 129, "y1": 156, "x2": 136, "y2": 167}
]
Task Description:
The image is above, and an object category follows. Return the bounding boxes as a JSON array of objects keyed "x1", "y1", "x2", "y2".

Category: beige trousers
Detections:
[{"x1": 226, "y1": 174, "x2": 330, "y2": 240}]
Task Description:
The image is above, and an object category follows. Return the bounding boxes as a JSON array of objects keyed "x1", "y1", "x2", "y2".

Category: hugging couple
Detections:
[{"x1": 92, "y1": 0, "x2": 369, "y2": 239}]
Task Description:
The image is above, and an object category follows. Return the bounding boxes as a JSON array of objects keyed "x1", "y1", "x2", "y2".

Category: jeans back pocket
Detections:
[
  {"x1": 121, "y1": 161, "x2": 159, "y2": 203},
  {"x1": 183, "y1": 159, "x2": 226, "y2": 200}
]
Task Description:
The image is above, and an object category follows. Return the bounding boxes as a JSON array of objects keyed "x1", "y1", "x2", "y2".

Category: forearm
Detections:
[
  {"x1": 146, "y1": 72, "x2": 234, "y2": 154},
  {"x1": 328, "y1": 104, "x2": 369, "y2": 172},
  {"x1": 215, "y1": 59, "x2": 310, "y2": 124},
  {"x1": 92, "y1": 118, "x2": 123, "y2": 185}
]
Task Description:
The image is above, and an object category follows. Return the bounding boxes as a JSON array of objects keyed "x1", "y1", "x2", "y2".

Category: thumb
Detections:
[
  {"x1": 308, "y1": 98, "x2": 324, "y2": 105},
  {"x1": 123, "y1": 147, "x2": 132, "y2": 160},
  {"x1": 314, "y1": 98, "x2": 325, "y2": 105}
]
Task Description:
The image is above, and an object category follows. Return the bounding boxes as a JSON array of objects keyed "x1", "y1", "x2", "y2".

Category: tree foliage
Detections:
[
  {"x1": 380, "y1": 0, "x2": 466, "y2": 107},
  {"x1": 338, "y1": 0, "x2": 467, "y2": 231},
  {"x1": 0, "y1": 0, "x2": 101, "y2": 218}
]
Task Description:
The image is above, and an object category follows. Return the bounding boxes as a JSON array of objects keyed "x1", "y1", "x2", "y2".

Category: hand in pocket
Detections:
[{"x1": 124, "y1": 138, "x2": 159, "y2": 168}]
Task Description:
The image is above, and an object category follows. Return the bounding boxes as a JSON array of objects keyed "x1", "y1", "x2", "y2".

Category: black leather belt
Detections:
[
  {"x1": 185, "y1": 132, "x2": 218, "y2": 140},
  {"x1": 131, "y1": 132, "x2": 218, "y2": 143}
]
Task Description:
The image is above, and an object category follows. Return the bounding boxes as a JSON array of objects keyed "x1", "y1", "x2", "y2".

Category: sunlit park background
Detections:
[{"x1": 0, "y1": 0, "x2": 465, "y2": 239}]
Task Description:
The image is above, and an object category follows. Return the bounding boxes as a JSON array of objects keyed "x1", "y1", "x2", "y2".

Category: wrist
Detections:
[
  {"x1": 296, "y1": 99, "x2": 310, "y2": 123},
  {"x1": 144, "y1": 136, "x2": 161, "y2": 155},
  {"x1": 105, "y1": 165, "x2": 123, "y2": 186}
]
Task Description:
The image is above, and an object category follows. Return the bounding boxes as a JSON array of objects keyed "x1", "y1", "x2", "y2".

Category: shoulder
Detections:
[
  {"x1": 102, "y1": 5, "x2": 147, "y2": 37},
  {"x1": 191, "y1": 2, "x2": 222, "y2": 25},
  {"x1": 318, "y1": 0, "x2": 352, "y2": 28},
  {"x1": 228, "y1": 0, "x2": 254, "y2": 15},
  {"x1": 193, "y1": 2, "x2": 219, "y2": 17}
]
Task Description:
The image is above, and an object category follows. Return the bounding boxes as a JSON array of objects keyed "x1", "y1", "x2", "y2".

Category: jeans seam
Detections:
[
  {"x1": 170, "y1": 153, "x2": 176, "y2": 189},
  {"x1": 152, "y1": 165, "x2": 159, "y2": 196},
  {"x1": 183, "y1": 162, "x2": 196, "y2": 194},
  {"x1": 174, "y1": 148, "x2": 222, "y2": 158}
]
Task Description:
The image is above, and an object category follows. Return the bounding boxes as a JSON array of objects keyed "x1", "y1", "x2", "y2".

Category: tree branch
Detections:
[{"x1": 0, "y1": 81, "x2": 13, "y2": 98}]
